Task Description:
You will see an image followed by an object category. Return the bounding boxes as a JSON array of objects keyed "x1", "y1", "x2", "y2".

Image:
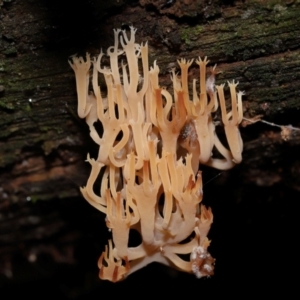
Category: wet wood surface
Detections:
[{"x1": 0, "y1": 0, "x2": 299, "y2": 297}]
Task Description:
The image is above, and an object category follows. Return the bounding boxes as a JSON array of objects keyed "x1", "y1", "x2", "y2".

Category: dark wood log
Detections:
[{"x1": 0, "y1": 0, "x2": 299, "y2": 297}]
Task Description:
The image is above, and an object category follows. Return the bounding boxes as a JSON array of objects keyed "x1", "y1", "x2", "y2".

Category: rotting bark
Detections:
[
  {"x1": 1, "y1": 0, "x2": 299, "y2": 199},
  {"x1": 0, "y1": 0, "x2": 299, "y2": 297}
]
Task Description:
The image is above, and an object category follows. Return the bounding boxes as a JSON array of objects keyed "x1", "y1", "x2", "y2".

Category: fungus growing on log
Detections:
[{"x1": 69, "y1": 27, "x2": 243, "y2": 282}]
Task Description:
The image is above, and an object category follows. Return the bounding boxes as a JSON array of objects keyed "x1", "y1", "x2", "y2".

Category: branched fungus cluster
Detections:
[{"x1": 69, "y1": 27, "x2": 243, "y2": 282}]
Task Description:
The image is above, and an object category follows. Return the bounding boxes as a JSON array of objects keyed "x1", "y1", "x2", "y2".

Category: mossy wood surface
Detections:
[{"x1": 0, "y1": 0, "x2": 299, "y2": 296}]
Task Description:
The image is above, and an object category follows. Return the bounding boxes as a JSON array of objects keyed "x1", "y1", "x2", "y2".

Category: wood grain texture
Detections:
[{"x1": 0, "y1": 0, "x2": 299, "y2": 296}]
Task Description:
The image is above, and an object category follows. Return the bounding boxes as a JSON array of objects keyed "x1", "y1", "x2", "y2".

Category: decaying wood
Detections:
[{"x1": 0, "y1": 0, "x2": 299, "y2": 296}]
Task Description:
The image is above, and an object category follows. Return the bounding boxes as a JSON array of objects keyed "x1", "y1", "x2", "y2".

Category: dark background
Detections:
[{"x1": 0, "y1": 0, "x2": 299, "y2": 298}]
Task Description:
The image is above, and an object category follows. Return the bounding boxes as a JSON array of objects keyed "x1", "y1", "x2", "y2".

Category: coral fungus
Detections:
[{"x1": 69, "y1": 27, "x2": 243, "y2": 282}]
